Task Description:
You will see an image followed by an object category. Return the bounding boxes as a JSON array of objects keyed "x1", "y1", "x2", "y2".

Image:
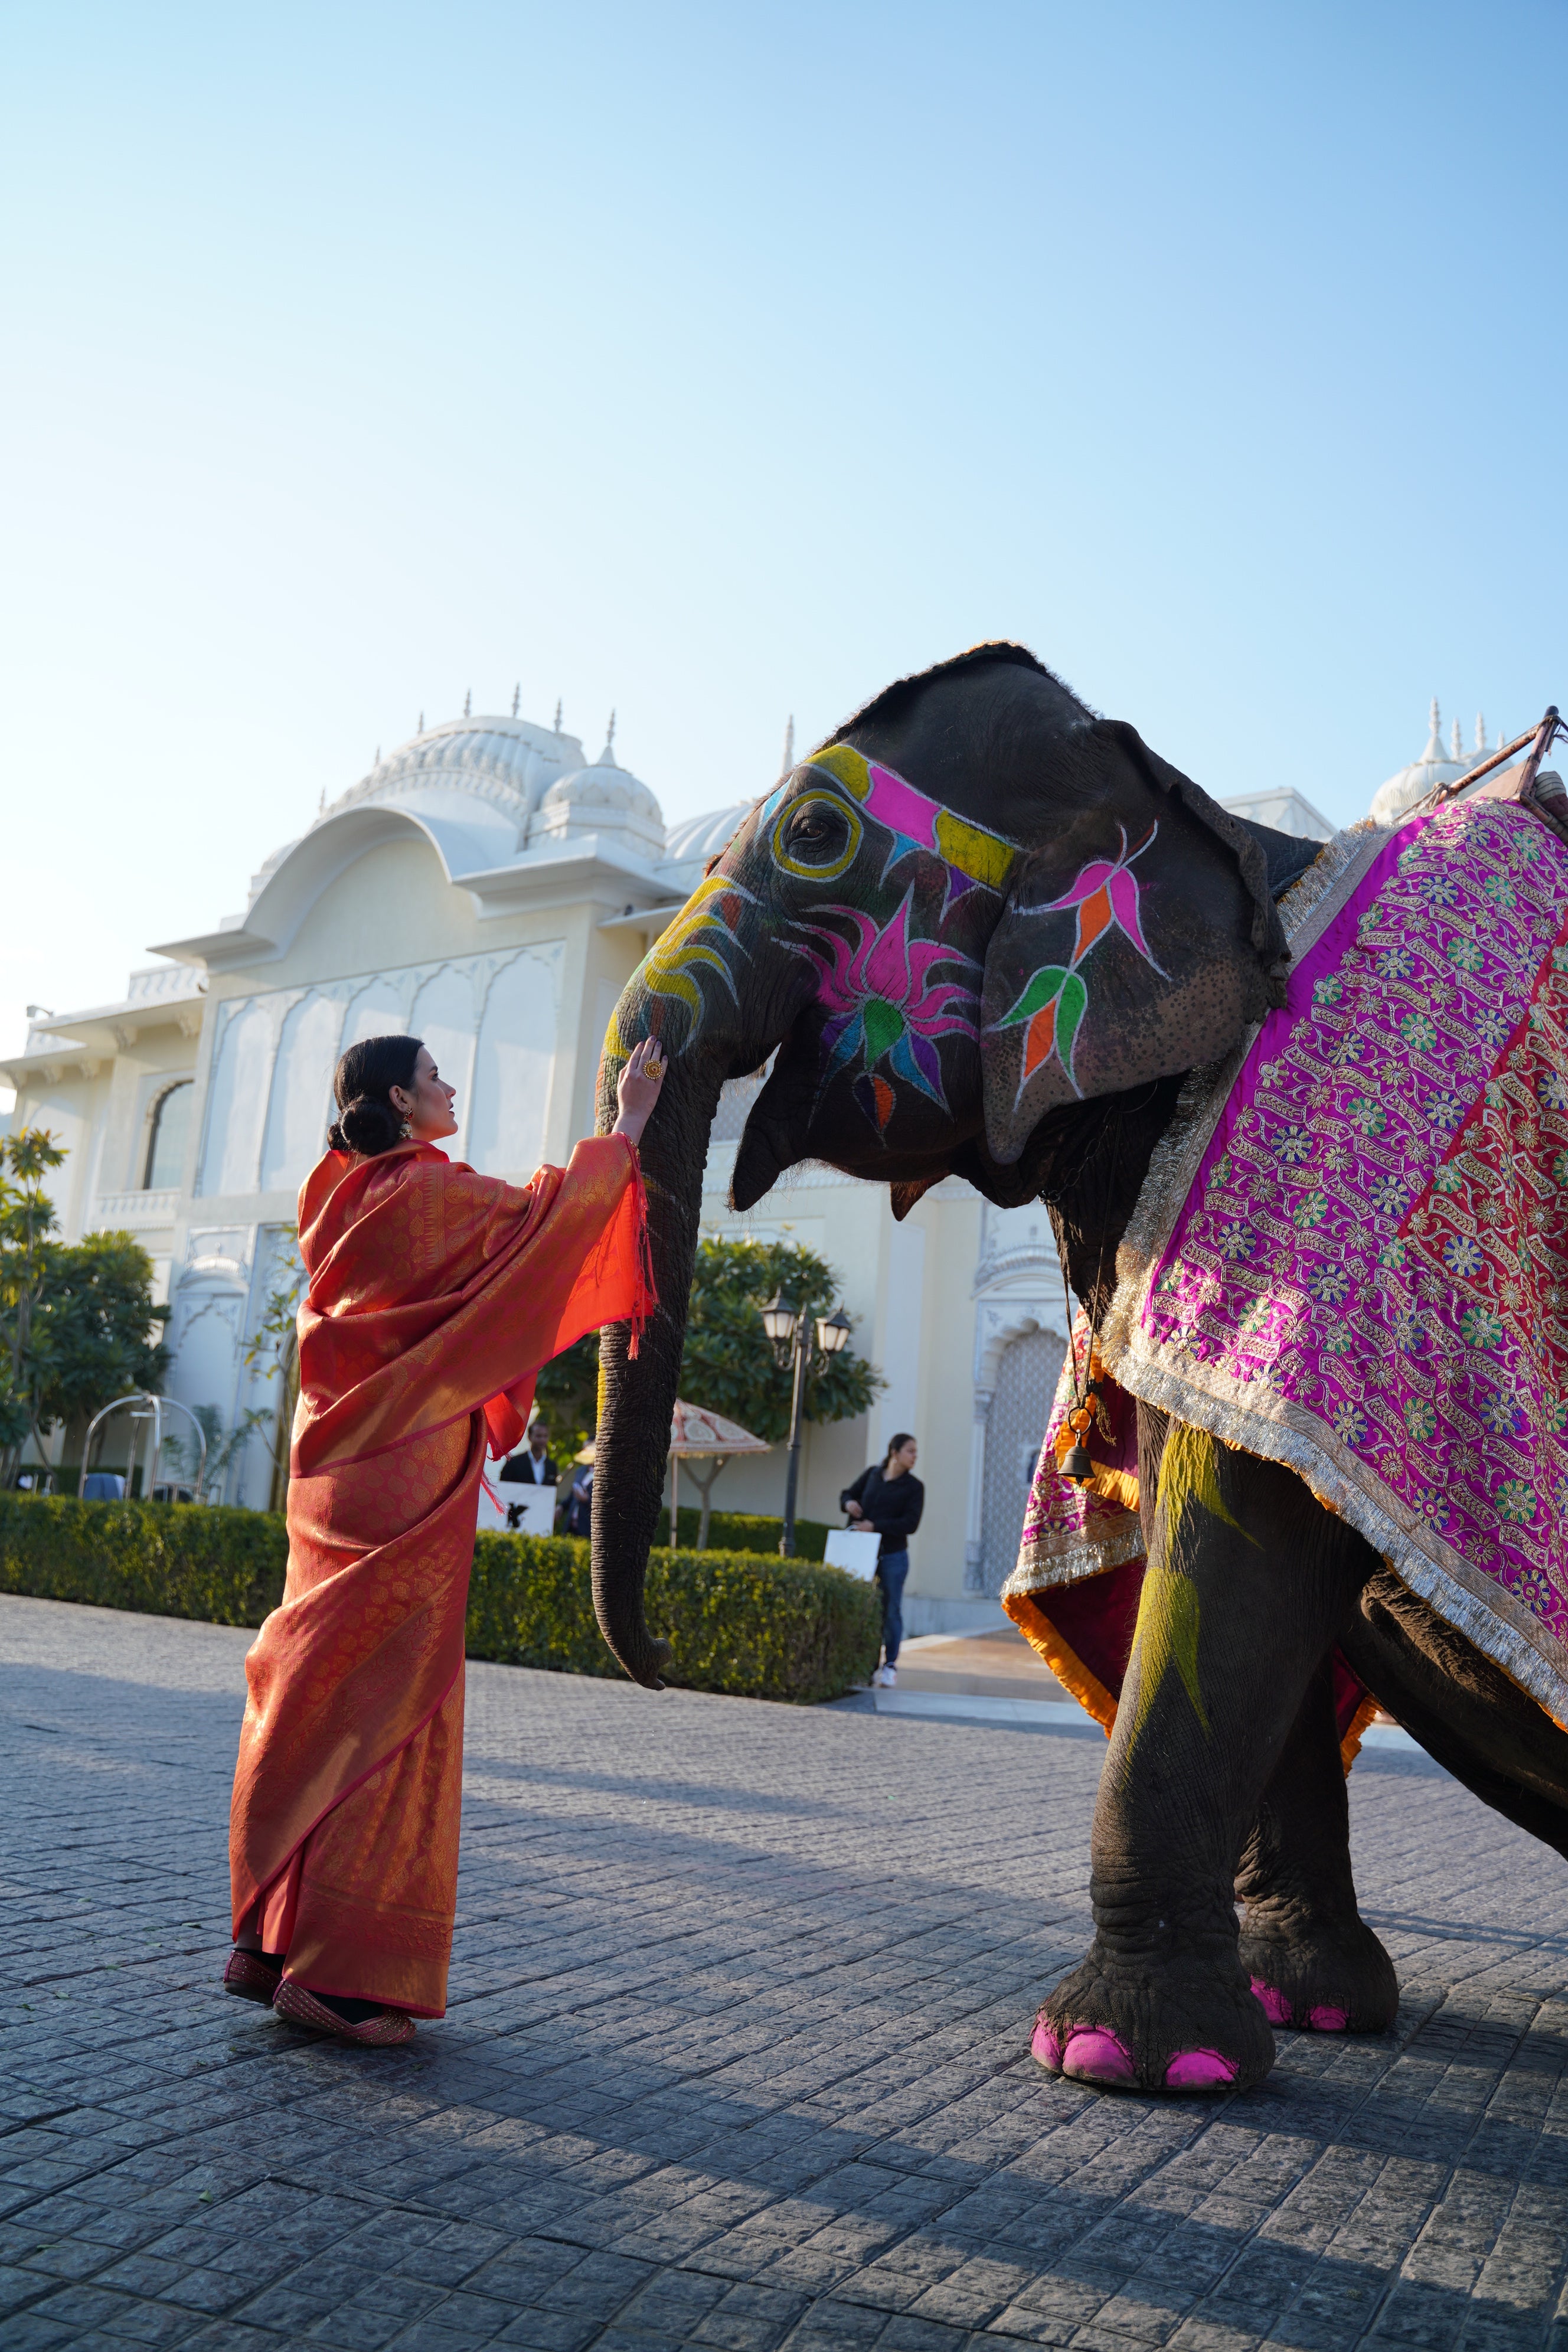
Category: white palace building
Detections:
[{"x1": 1, "y1": 696, "x2": 1506, "y2": 1631}]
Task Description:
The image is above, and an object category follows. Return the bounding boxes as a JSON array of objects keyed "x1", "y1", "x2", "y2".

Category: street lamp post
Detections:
[{"x1": 761, "y1": 1296, "x2": 852, "y2": 1558}]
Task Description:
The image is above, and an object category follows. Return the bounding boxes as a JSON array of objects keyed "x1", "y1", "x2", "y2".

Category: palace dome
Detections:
[
  {"x1": 528, "y1": 729, "x2": 665, "y2": 861},
  {"x1": 1370, "y1": 699, "x2": 1493, "y2": 827},
  {"x1": 663, "y1": 802, "x2": 752, "y2": 865}
]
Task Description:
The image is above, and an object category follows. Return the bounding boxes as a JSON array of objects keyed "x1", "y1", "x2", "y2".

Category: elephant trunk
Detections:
[{"x1": 591, "y1": 1042, "x2": 726, "y2": 1687}]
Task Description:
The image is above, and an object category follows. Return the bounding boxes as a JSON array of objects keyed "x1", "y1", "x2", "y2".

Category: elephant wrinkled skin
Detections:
[{"x1": 589, "y1": 642, "x2": 1568, "y2": 2095}]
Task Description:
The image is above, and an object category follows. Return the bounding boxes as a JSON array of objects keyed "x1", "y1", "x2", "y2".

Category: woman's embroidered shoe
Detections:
[
  {"x1": 223, "y1": 1948, "x2": 283, "y2": 2005},
  {"x1": 272, "y1": 1978, "x2": 416, "y2": 2045}
]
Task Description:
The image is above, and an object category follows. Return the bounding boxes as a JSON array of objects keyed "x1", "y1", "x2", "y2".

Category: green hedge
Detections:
[
  {"x1": 0, "y1": 1497, "x2": 878, "y2": 1705},
  {"x1": 0, "y1": 1494, "x2": 289, "y2": 1625},
  {"x1": 467, "y1": 1532, "x2": 875, "y2": 1703},
  {"x1": 652, "y1": 1505, "x2": 831, "y2": 1561}
]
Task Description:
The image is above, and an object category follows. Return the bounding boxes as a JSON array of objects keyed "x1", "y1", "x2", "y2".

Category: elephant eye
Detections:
[{"x1": 772, "y1": 789, "x2": 862, "y2": 881}]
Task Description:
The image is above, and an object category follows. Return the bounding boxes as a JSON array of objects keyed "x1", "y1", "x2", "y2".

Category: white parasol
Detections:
[{"x1": 667, "y1": 1399, "x2": 770, "y2": 1550}]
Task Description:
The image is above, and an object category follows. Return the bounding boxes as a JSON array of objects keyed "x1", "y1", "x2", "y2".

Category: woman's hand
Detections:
[
  {"x1": 613, "y1": 1037, "x2": 668, "y2": 1146},
  {"x1": 844, "y1": 1501, "x2": 865, "y2": 1521}
]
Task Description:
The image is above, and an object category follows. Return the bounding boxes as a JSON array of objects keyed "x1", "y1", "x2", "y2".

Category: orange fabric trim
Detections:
[
  {"x1": 1002, "y1": 1590, "x2": 1118, "y2": 1738},
  {"x1": 1089, "y1": 1466, "x2": 1140, "y2": 1513},
  {"x1": 1339, "y1": 1690, "x2": 1382, "y2": 1776}
]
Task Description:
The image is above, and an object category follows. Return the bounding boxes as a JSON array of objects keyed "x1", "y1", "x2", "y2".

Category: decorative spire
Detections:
[
  {"x1": 463, "y1": 688, "x2": 472, "y2": 718},
  {"x1": 783, "y1": 714, "x2": 795, "y2": 774},
  {"x1": 317, "y1": 787, "x2": 326, "y2": 817},
  {"x1": 417, "y1": 711, "x2": 424, "y2": 734},
  {"x1": 553, "y1": 698, "x2": 563, "y2": 733},
  {"x1": 601, "y1": 708, "x2": 617, "y2": 764},
  {"x1": 1423, "y1": 696, "x2": 1443, "y2": 762},
  {"x1": 1450, "y1": 717, "x2": 1462, "y2": 761},
  {"x1": 511, "y1": 683, "x2": 520, "y2": 717},
  {"x1": 374, "y1": 746, "x2": 380, "y2": 767},
  {"x1": 1475, "y1": 711, "x2": 1487, "y2": 753}
]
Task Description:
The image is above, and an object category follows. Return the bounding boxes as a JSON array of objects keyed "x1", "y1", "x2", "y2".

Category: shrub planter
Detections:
[{"x1": 0, "y1": 1498, "x2": 878, "y2": 1705}]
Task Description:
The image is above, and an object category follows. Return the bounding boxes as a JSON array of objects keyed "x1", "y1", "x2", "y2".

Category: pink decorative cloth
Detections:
[{"x1": 1080, "y1": 789, "x2": 1568, "y2": 1728}]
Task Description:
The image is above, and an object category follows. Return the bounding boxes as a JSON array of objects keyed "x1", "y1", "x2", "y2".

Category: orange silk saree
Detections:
[{"x1": 229, "y1": 1133, "x2": 652, "y2": 2018}]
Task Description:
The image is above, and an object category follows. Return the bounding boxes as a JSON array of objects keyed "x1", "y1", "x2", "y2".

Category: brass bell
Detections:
[{"x1": 1061, "y1": 1440, "x2": 1093, "y2": 1483}]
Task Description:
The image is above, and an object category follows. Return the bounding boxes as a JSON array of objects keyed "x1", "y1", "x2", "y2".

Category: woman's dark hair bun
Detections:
[
  {"x1": 329, "y1": 1096, "x2": 405, "y2": 1157},
  {"x1": 329, "y1": 1033, "x2": 424, "y2": 1158}
]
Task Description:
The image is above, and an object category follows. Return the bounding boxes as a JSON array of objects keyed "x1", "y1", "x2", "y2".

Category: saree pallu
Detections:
[{"x1": 230, "y1": 1133, "x2": 653, "y2": 2017}]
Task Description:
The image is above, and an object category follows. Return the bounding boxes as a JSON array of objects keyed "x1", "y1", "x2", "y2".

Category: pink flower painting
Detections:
[{"x1": 788, "y1": 888, "x2": 981, "y2": 1133}]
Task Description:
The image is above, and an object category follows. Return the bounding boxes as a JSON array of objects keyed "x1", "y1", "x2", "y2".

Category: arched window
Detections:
[{"x1": 143, "y1": 1081, "x2": 194, "y2": 1190}]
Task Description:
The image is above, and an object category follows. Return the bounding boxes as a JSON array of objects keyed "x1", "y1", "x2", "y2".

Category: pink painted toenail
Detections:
[
  {"x1": 1164, "y1": 2047, "x2": 1239, "y2": 2089},
  {"x1": 1250, "y1": 1977, "x2": 1292, "y2": 2026},
  {"x1": 1061, "y1": 2028, "x2": 1137, "y2": 2086},
  {"x1": 1031, "y1": 2018, "x2": 1063, "y2": 2070},
  {"x1": 1307, "y1": 2004, "x2": 1348, "y2": 2032}
]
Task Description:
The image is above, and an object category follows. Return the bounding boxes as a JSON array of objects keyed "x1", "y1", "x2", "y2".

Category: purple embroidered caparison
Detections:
[{"x1": 1011, "y1": 789, "x2": 1568, "y2": 1734}]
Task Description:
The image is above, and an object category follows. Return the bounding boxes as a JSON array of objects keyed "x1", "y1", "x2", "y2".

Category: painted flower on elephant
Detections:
[
  {"x1": 786, "y1": 888, "x2": 981, "y2": 1134},
  {"x1": 991, "y1": 825, "x2": 1164, "y2": 1105}
]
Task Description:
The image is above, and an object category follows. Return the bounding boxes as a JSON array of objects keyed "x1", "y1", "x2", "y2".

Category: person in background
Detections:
[
  {"x1": 564, "y1": 1458, "x2": 594, "y2": 1538},
  {"x1": 501, "y1": 1420, "x2": 557, "y2": 1485},
  {"x1": 841, "y1": 1433, "x2": 923, "y2": 1687},
  {"x1": 499, "y1": 1419, "x2": 557, "y2": 1528}
]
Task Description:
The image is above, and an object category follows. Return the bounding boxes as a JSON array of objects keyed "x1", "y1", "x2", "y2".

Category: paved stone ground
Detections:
[{"x1": 4, "y1": 1595, "x2": 1568, "y2": 2352}]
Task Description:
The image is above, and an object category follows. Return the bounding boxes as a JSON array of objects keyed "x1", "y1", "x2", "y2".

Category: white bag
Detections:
[
  {"x1": 478, "y1": 1482, "x2": 557, "y2": 1536},
  {"x1": 825, "y1": 1527, "x2": 881, "y2": 1580}
]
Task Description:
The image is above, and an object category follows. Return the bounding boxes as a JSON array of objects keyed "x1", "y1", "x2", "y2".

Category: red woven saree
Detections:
[{"x1": 228, "y1": 1133, "x2": 652, "y2": 2017}]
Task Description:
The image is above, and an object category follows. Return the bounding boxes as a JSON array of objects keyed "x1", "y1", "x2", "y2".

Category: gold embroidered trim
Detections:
[{"x1": 1004, "y1": 1517, "x2": 1146, "y2": 1595}]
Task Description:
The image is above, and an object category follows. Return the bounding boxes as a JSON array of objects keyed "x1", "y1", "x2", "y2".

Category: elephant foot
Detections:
[
  {"x1": 1238, "y1": 1909, "x2": 1397, "y2": 2034},
  {"x1": 1030, "y1": 1943, "x2": 1275, "y2": 2095}
]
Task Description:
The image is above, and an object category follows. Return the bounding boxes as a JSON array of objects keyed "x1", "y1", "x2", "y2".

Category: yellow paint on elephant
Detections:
[
  {"x1": 1123, "y1": 1566, "x2": 1210, "y2": 1768},
  {"x1": 810, "y1": 743, "x2": 873, "y2": 798},
  {"x1": 933, "y1": 808, "x2": 1018, "y2": 892},
  {"x1": 600, "y1": 1008, "x2": 628, "y2": 1066},
  {"x1": 1155, "y1": 1423, "x2": 1255, "y2": 1550},
  {"x1": 629, "y1": 873, "x2": 752, "y2": 1040},
  {"x1": 1119, "y1": 1427, "x2": 1255, "y2": 1770}
]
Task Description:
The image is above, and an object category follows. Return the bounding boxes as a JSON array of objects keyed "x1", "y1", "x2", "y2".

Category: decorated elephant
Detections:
[{"x1": 591, "y1": 642, "x2": 1568, "y2": 2094}]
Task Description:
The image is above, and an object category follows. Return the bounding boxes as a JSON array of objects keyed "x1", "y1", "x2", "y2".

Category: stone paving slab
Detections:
[{"x1": 3, "y1": 1594, "x2": 1568, "y2": 2350}]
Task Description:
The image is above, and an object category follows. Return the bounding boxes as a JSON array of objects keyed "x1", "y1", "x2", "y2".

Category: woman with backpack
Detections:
[{"x1": 840, "y1": 1432, "x2": 923, "y2": 1687}]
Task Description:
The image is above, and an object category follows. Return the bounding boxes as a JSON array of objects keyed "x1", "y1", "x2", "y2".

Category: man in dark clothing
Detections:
[
  {"x1": 499, "y1": 1420, "x2": 558, "y2": 1529},
  {"x1": 564, "y1": 1462, "x2": 593, "y2": 1538},
  {"x1": 840, "y1": 1433, "x2": 923, "y2": 1685}
]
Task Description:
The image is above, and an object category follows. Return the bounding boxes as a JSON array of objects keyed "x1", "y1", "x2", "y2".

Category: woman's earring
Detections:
[{"x1": 400, "y1": 1119, "x2": 413, "y2": 1140}]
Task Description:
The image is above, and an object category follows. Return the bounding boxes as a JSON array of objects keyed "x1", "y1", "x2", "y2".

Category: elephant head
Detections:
[{"x1": 591, "y1": 643, "x2": 1289, "y2": 1685}]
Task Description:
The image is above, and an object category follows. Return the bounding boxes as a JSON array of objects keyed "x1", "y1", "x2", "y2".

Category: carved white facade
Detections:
[{"x1": 46, "y1": 701, "x2": 1455, "y2": 1625}]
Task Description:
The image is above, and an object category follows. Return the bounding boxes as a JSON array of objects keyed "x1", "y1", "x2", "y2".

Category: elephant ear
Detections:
[{"x1": 980, "y1": 720, "x2": 1288, "y2": 1165}]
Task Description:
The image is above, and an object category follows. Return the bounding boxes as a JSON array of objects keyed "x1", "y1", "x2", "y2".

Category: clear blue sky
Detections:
[{"x1": 4, "y1": 1, "x2": 1564, "y2": 1069}]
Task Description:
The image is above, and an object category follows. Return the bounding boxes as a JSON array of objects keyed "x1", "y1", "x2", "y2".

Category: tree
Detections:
[
  {"x1": 678, "y1": 1236, "x2": 880, "y2": 1442},
  {"x1": 0, "y1": 1128, "x2": 67, "y2": 1484},
  {"x1": 533, "y1": 1236, "x2": 880, "y2": 1471},
  {"x1": 32, "y1": 1231, "x2": 171, "y2": 1441},
  {"x1": 0, "y1": 1128, "x2": 171, "y2": 1487}
]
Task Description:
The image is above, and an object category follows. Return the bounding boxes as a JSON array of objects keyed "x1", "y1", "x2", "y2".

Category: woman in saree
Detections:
[{"x1": 222, "y1": 1028, "x2": 666, "y2": 2044}]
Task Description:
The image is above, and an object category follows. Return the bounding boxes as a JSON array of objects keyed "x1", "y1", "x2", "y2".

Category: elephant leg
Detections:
[
  {"x1": 1234, "y1": 1657, "x2": 1397, "y2": 2034},
  {"x1": 1032, "y1": 1425, "x2": 1370, "y2": 2095}
]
